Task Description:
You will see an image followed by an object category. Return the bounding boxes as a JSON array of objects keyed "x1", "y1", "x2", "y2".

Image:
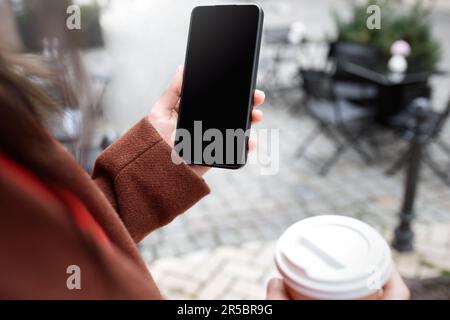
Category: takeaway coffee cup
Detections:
[{"x1": 275, "y1": 215, "x2": 393, "y2": 300}]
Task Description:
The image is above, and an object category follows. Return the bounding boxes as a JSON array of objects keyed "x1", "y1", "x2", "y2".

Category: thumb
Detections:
[
  {"x1": 381, "y1": 268, "x2": 410, "y2": 300},
  {"x1": 158, "y1": 65, "x2": 184, "y2": 110},
  {"x1": 266, "y1": 278, "x2": 290, "y2": 300}
]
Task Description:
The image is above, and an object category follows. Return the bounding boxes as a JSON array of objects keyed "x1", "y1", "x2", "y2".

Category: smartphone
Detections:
[{"x1": 175, "y1": 4, "x2": 264, "y2": 169}]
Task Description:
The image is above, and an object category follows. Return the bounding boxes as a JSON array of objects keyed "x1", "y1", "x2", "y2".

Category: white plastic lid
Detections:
[{"x1": 275, "y1": 215, "x2": 392, "y2": 300}]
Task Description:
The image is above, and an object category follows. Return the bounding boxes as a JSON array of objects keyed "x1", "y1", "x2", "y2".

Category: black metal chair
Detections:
[
  {"x1": 296, "y1": 69, "x2": 377, "y2": 175},
  {"x1": 289, "y1": 39, "x2": 333, "y2": 114},
  {"x1": 295, "y1": 42, "x2": 382, "y2": 175},
  {"x1": 328, "y1": 42, "x2": 381, "y2": 105},
  {"x1": 292, "y1": 41, "x2": 381, "y2": 114},
  {"x1": 386, "y1": 98, "x2": 450, "y2": 186}
]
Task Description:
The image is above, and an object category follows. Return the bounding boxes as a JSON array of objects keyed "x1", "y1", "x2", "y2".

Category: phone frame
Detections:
[{"x1": 176, "y1": 4, "x2": 264, "y2": 169}]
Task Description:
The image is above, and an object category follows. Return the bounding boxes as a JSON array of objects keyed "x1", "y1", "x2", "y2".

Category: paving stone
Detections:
[
  {"x1": 195, "y1": 274, "x2": 234, "y2": 300},
  {"x1": 228, "y1": 280, "x2": 266, "y2": 300},
  {"x1": 222, "y1": 261, "x2": 265, "y2": 282},
  {"x1": 393, "y1": 253, "x2": 421, "y2": 279},
  {"x1": 429, "y1": 225, "x2": 450, "y2": 247},
  {"x1": 418, "y1": 266, "x2": 442, "y2": 279},
  {"x1": 157, "y1": 272, "x2": 201, "y2": 296}
]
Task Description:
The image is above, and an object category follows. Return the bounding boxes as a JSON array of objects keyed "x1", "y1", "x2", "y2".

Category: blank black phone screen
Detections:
[{"x1": 176, "y1": 5, "x2": 263, "y2": 168}]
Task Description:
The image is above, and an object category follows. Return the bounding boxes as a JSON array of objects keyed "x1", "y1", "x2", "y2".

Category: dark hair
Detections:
[
  {"x1": 0, "y1": 53, "x2": 59, "y2": 177},
  {"x1": 0, "y1": 0, "x2": 98, "y2": 178}
]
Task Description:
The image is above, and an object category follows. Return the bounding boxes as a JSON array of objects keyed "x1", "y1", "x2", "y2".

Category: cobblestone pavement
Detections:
[
  {"x1": 97, "y1": 0, "x2": 450, "y2": 299},
  {"x1": 150, "y1": 222, "x2": 450, "y2": 299}
]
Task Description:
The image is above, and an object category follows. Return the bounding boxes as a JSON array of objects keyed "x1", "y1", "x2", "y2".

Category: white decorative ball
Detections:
[
  {"x1": 391, "y1": 40, "x2": 411, "y2": 57},
  {"x1": 388, "y1": 55, "x2": 408, "y2": 73}
]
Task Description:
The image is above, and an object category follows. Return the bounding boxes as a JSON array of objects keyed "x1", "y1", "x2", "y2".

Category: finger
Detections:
[
  {"x1": 173, "y1": 101, "x2": 180, "y2": 115},
  {"x1": 248, "y1": 136, "x2": 257, "y2": 153},
  {"x1": 266, "y1": 278, "x2": 290, "y2": 300},
  {"x1": 382, "y1": 268, "x2": 410, "y2": 300},
  {"x1": 158, "y1": 65, "x2": 184, "y2": 111},
  {"x1": 251, "y1": 109, "x2": 263, "y2": 123},
  {"x1": 189, "y1": 164, "x2": 209, "y2": 177},
  {"x1": 253, "y1": 90, "x2": 265, "y2": 108}
]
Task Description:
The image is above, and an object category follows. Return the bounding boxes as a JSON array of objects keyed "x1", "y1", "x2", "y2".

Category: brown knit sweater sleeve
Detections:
[{"x1": 92, "y1": 118, "x2": 210, "y2": 243}]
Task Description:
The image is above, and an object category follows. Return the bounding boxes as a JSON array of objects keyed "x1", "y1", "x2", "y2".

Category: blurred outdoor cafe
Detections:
[
  {"x1": 1, "y1": 0, "x2": 450, "y2": 299},
  {"x1": 260, "y1": 0, "x2": 450, "y2": 253}
]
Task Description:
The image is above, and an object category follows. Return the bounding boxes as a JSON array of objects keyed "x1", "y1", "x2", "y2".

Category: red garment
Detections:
[{"x1": 0, "y1": 153, "x2": 110, "y2": 247}]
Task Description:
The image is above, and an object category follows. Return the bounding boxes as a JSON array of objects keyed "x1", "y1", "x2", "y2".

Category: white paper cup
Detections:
[{"x1": 275, "y1": 215, "x2": 393, "y2": 300}]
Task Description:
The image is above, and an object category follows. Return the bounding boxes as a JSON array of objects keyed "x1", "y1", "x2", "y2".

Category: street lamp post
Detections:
[{"x1": 392, "y1": 98, "x2": 430, "y2": 252}]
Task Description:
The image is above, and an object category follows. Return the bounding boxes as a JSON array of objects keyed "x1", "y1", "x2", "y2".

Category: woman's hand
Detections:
[
  {"x1": 380, "y1": 268, "x2": 410, "y2": 300},
  {"x1": 148, "y1": 65, "x2": 265, "y2": 177},
  {"x1": 266, "y1": 278, "x2": 290, "y2": 300},
  {"x1": 266, "y1": 268, "x2": 410, "y2": 300}
]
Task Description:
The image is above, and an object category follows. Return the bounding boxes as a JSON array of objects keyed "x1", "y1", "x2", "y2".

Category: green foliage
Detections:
[{"x1": 335, "y1": 0, "x2": 441, "y2": 69}]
